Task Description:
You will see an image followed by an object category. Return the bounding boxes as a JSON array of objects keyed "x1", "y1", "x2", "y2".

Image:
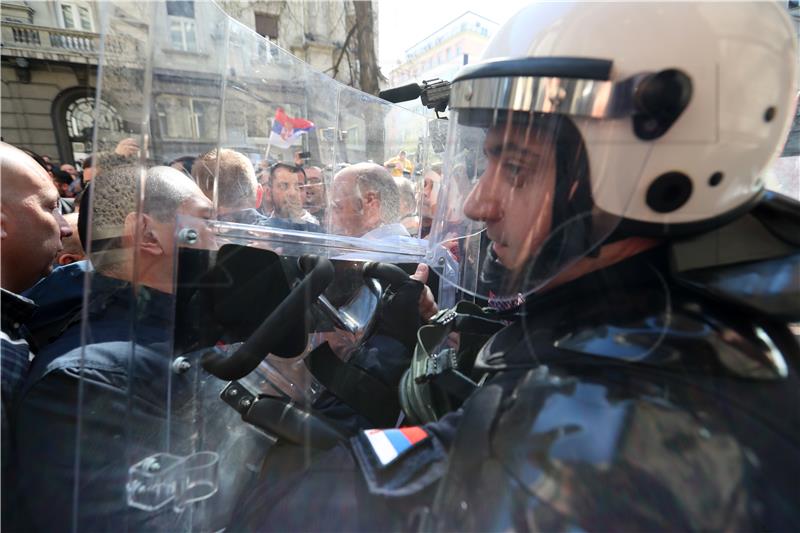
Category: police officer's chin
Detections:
[
  {"x1": 491, "y1": 241, "x2": 511, "y2": 266},
  {"x1": 479, "y1": 241, "x2": 510, "y2": 293}
]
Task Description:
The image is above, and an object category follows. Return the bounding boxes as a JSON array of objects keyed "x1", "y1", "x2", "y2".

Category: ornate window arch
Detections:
[{"x1": 52, "y1": 87, "x2": 125, "y2": 163}]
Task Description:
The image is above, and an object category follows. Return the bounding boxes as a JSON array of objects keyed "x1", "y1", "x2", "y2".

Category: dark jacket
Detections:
[
  {"x1": 1, "y1": 288, "x2": 36, "y2": 533},
  {"x1": 228, "y1": 243, "x2": 800, "y2": 532}
]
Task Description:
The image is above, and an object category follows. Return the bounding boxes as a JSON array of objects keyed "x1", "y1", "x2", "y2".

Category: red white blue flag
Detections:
[
  {"x1": 269, "y1": 107, "x2": 315, "y2": 149},
  {"x1": 363, "y1": 427, "x2": 429, "y2": 466}
]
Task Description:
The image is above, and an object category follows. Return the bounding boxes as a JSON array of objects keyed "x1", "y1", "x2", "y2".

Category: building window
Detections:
[
  {"x1": 166, "y1": 0, "x2": 195, "y2": 17},
  {"x1": 167, "y1": 1, "x2": 197, "y2": 51},
  {"x1": 156, "y1": 95, "x2": 220, "y2": 140},
  {"x1": 53, "y1": 88, "x2": 125, "y2": 163},
  {"x1": 60, "y1": 2, "x2": 94, "y2": 31},
  {"x1": 255, "y1": 13, "x2": 279, "y2": 41}
]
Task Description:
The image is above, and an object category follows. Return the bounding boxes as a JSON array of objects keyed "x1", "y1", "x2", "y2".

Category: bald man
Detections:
[
  {"x1": 1, "y1": 142, "x2": 72, "y2": 532},
  {"x1": 330, "y1": 162, "x2": 404, "y2": 238},
  {"x1": 1, "y1": 143, "x2": 72, "y2": 292}
]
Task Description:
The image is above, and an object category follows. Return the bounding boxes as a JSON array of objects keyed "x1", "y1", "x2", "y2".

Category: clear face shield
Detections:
[
  {"x1": 428, "y1": 73, "x2": 657, "y2": 304},
  {"x1": 54, "y1": 1, "x2": 448, "y2": 530}
]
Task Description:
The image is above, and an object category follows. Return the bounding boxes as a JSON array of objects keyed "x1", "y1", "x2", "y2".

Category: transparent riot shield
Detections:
[{"x1": 38, "y1": 1, "x2": 452, "y2": 530}]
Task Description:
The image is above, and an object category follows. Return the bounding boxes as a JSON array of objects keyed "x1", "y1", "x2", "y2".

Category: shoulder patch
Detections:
[{"x1": 363, "y1": 427, "x2": 429, "y2": 467}]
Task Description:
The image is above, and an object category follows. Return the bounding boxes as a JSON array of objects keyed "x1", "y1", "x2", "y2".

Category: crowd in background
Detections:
[
  {"x1": 0, "y1": 135, "x2": 446, "y2": 530},
  {"x1": 29, "y1": 139, "x2": 441, "y2": 243}
]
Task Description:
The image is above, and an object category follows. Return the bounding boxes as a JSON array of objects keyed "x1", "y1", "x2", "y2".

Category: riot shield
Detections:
[{"x1": 39, "y1": 1, "x2": 449, "y2": 530}]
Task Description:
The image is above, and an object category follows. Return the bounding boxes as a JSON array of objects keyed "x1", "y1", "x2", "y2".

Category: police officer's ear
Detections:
[{"x1": 122, "y1": 212, "x2": 164, "y2": 256}]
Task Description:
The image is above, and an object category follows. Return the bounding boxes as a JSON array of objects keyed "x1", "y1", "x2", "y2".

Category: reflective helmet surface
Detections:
[{"x1": 427, "y1": 1, "x2": 798, "y2": 302}]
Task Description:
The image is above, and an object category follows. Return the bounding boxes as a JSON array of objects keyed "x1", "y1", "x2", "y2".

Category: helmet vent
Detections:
[
  {"x1": 708, "y1": 172, "x2": 724, "y2": 187},
  {"x1": 633, "y1": 69, "x2": 692, "y2": 140},
  {"x1": 764, "y1": 107, "x2": 776, "y2": 122},
  {"x1": 646, "y1": 172, "x2": 693, "y2": 213}
]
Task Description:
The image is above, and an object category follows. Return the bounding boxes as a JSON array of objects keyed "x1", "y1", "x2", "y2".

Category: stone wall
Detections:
[{"x1": 1, "y1": 62, "x2": 96, "y2": 161}]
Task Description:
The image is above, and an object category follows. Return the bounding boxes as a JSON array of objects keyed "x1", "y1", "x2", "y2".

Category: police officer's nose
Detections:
[{"x1": 463, "y1": 170, "x2": 504, "y2": 223}]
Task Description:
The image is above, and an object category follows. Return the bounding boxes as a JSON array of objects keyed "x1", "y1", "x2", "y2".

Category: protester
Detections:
[
  {"x1": 51, "y1": 168, "x2": 74, "y2": 197},
  {"x1": 53, "y1": 212, "x2": 84, "y2": 266},
  {"x1": 304, "y1": 165, "x2": 328, "y2": 229},
  {"x1": 15, "y1": 165, "x2": 215, "y2": 531},
  {"x1": 266, "y1": 162, "x2": 322, "y2": 231},
  {"x1": 170, "y1": 154, "x2": 196, "y2": 178},
  {"x1": 394, "y1": 175, "x2": 419, "y2": 236},
  {"x1": 0, "y1": 141, "x2": 72, "y2": 532},
  {"x1": 59, "y1": 162, "x2": 78, "y2": 180},
  {"x1": 330, "y1": 162, "x2": 406, "y2": 239},
  {"x1": 81, "y1": 154, "x2": 95, "y2": 183},
  {"x1": 419, "y1": 166, "x2": 441, "y2": 238},
  {"x1": 193, "y1": 148, "x2": 271, "y2": 224}
]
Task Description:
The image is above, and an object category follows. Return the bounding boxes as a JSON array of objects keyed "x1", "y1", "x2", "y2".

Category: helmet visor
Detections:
[{"x1": 427, "y1": 106, "x2": 651, "y2": 303}]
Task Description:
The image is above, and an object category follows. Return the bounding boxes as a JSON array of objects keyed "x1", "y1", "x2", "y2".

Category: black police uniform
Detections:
[{"x1": 228, "y1": 192, "x2": 800, "y2": 532}]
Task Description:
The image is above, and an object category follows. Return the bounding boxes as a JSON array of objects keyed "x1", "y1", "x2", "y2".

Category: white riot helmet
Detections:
[{"x1": 427, "y1": 1, "x2": 798, "y2": 303}]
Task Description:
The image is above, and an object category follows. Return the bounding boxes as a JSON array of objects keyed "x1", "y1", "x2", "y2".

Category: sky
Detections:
[{"x1": 377, "y1": 0, "x2": 530, "y2": 73}]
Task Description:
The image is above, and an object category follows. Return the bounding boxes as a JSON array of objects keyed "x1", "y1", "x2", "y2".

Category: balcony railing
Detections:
[
  {"x1": 1, "y1": 21, "x2": 140, "y2": 63},
  {"x1": 3, "y1": 21, "x2": 98, "y2": 54}
]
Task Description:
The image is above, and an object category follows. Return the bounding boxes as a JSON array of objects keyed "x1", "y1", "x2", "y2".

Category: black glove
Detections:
[{"x1": 375, "y1": 278, "x2": 425, "y2": 352}]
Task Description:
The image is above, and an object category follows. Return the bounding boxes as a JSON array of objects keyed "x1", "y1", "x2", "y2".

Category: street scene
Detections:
[{"x1": 1, "y1": 1, "x2": 799, "y2": 531}]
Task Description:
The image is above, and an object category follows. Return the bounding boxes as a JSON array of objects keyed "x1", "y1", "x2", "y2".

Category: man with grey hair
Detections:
[
  {"x1": 330, "y1": 162, "x2": 406, "y2": 239},
  {"x1": 394, "y1": 176, "x2": 420, "y2": 236},
  {"x1": 87, "y1": 164, "x2": 213, "y2": 291},
  {"x1": 15, "y1": 164, "x2": 215, "y2": 531}
]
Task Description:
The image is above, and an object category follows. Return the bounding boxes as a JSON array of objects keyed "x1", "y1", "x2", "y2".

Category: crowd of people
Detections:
[
  {"x1": 0, "y1": 136, "x2": 444, "y2": 530},
  {"x1": 2, "y1": 1, "x2": 799, "y2": 531}
]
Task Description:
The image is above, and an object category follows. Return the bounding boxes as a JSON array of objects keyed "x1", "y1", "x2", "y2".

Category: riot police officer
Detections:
[{"x1": 229, "y1": 1, "x2": 800, "y2": 531}]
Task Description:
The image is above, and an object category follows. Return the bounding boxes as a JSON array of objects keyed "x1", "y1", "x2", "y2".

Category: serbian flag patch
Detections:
[{"x1": 363, "y1": 427, "x2": 429, "y2": 467}]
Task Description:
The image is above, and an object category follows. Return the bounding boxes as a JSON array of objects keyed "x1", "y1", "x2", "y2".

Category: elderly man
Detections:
[
  {"x1": 0, "y1": 142, "x2": 72, "y2": 532},
  {"x1": 394, "y1": 176, "x2": 419, "y2": 236},
  {"x1": 15, "y1": 164, "x2": 219, "y2": 531},
  {"x1": 330, "y1": 162, "x2": 407, "y2": 239}
]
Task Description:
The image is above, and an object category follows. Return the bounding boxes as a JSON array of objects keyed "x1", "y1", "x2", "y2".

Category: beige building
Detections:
[
  {"x1": 1, "y1": 0, "x2": 378, "y2": 165},
  {"x1": 387, "y1": 11, "x2": 497, "y2": 89}
]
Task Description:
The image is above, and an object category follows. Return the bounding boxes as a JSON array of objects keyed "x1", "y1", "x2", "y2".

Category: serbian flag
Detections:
[
  {"x1": 363, "y1": 427, "x2": 429, "y2": 466},
  {"x1": 269, "y1": 107, "x2": 314, "y2": 149}
]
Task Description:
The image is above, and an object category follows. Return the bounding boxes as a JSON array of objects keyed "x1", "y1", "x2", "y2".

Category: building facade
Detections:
[
  {"x1": 386, "y1": 11, "x2": 497, "y2": 89},
  {"x1": 1, "y1": 0, "x2": 379, "y2": 165}
]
